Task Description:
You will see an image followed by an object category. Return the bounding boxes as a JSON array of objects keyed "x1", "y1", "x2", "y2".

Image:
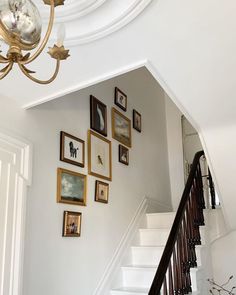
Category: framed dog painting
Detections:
[{"x1": 60, "y1": 131, "x2": 85, "y2": 167}]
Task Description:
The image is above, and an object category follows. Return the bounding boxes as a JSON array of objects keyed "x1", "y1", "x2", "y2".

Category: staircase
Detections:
[{"x1": 110, "y1": 211, "x2": 208, "y2": 295}]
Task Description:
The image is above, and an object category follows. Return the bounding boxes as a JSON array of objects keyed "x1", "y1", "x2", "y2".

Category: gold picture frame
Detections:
[
  {"x1": 57, "y1": 168, "x2": 87, "y2": 206},
  {"x1": 62, "y1": 211, "x2": 82, "y2": 237},
  {"x1": 95, "y1": 180, "x2": 109, "y2": 204},
  {"x1": 88, "y1": 130, "x2": 112, "y2": 181},
  {"x1": 112, "y1": 107, "x2": 132, "y2": 148}
]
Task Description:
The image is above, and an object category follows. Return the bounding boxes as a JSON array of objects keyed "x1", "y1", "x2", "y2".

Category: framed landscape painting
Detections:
[
  {"x1": 60, "y1": 131, "x2": 85, "y2": 167},
  {"x1": 88, "y1": 130, "x2": 112, "y2": 181},
  {"x1": 57, "y1": 168, "x2": 87, "y2": 206},
  {"x1": 90, "y1": 95, "x2": 107, "y2": 137},
  {"x1": 112, "y1": 107, "x2": 132, "y2": 147},
  {"x1": 62, "y1": 211, "x2": 82, "y2": 237}
]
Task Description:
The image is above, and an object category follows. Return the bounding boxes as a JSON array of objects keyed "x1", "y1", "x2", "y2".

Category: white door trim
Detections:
[{"x1": 0, "y1": 130, "x2": 32, "y2": 295}]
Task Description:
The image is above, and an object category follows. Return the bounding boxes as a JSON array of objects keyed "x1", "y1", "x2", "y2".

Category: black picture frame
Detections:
[
  {"x1": 115, "y1": 87, "x2": 127, "y2": 112},
  {"x1": 133, "y1": 109, "x2": 142, "y2": 133},
  {"x1": 60, "y1": 131, "x2": 85, "y2": 167},
  {"x1": 119, "y1": 144, "x2": 129, "y2": 165},
  {"x1": 90, "y1": 95, "x2": 107, "y2": 137}
]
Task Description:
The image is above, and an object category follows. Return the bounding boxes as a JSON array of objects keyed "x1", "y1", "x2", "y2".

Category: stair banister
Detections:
[{"x1": 148, "y1": 150, "x2": 210, "y2": 295}]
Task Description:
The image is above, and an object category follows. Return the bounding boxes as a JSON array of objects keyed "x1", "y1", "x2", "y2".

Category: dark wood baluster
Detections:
[
  {"x1": 173, "y1": 245, "x2": 179, "y2": 293},
  {"x1": 183, "y1": 212, "x2": 192, "y2": 293},
  {"x1": 191, "y1": 182, "x2": 201, "y2": 246},
  {"x1": 178, "y1": 224, "x2": 186, "y2": 294},
  {"x1": 176, "y1": 234, "x2": 183, "y2": 294},
  {"x1": 208, "y1": 168, "x2": 216, "y2": 209},
  {"x1": 163, "y1": 275, "x2": 168, "y2": 295},
  {"x1": 168, "y1": 259, "x2": 174, "y2": 295},
  {"x1": 188, "y1": 195, "x2": 197, "y2": 267}
]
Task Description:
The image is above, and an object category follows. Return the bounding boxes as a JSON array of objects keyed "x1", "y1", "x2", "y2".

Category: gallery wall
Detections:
[{"x1": 0, "y1": 67, "x2": 172, "y2": 295}]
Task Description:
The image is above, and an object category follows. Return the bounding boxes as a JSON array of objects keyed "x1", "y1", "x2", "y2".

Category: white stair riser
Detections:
[
  {"x1": 131, "y1": 247, "x2": 163, "y2": 266},
  {"x1": 132, "y1": 245, "x2": 203, "y2": 267},
  {"x1": 122, "y1": 267, "x2": 201, "y2": 291},
  {"x1": 139, "y1": 229, "x2": 170, "y2": 246},
  {"x1": 146, "y1": 213, "x2": 175, "y2": 229},
  {"x1": 122, "y1": 268, "x2": 156, "y2": 288}
]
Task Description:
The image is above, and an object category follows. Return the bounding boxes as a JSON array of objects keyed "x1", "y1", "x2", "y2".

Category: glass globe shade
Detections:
[{"x1": 0, "y1": 0, "x2": 42, "y2": 45}]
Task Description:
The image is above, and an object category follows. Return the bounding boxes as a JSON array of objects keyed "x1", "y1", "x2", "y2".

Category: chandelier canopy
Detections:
[{"x1": 0, "y1": 0, "x2": 70, "y2": 84}]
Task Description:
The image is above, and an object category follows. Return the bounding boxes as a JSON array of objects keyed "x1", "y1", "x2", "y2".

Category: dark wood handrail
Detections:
[{"x1": 149, "y1": 150, "x2": 207, "y2": 295}]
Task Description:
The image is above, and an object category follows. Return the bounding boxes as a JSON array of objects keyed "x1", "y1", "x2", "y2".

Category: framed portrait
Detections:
[
  {"x1": 133, "y1": 109, "x2": 142, "y2": 133},
  {"x1": 60, "y1": 131, "x2": 85, "y2": 167},
  {"x1": 57, "y1": 168, "x2": 87, "y2": 206},
  {"x1": 90, "y1": 95, "x2": 107, "y2": 137},
  {"x1": 95, "y1": 180, "x2": 109, "y2": 203},
  {"x1": 119, "y1": 144, "x2": 129, "y2": 166},
  {"x1": 62, "y1": 211, "x2": 82, "y2": 237},
  {"x1": 88, "y1": 130, "x2": 112, "y2": 181},
  {"x1": 115, "y1": 87, "x2": 127, "y2": 111},
  {"x1": 112, "y1": 107, "x2": 132, "y2": 148}
]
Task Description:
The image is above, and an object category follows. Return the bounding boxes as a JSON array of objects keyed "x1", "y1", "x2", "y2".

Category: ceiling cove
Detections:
[{"x1": 36, "y1": 0, "x2": 153, "y2": 46}]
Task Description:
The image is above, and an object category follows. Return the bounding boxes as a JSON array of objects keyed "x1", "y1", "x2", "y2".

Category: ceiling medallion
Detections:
[{"x1": 0, "y1": 0, "x2": 70, "y2": 84}]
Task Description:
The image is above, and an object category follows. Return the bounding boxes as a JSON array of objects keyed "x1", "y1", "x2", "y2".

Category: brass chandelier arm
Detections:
[
  {"x1": 18, "y1": 59, "x2": 60, "y2": 84},
  {"x1": 0, "y1": 55, "x2": 9, "y2": 63},
  {"x1": 18, "y1": 0, "x2": 55, "y2": 65},
  {"x1": 0, "y1": 62, "x2": 13, "y2": 80}
]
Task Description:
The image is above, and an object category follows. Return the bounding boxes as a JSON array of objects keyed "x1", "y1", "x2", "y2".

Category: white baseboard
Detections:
[{"x1": 92, "y1": 196, "x2": 171, "y2": 295}]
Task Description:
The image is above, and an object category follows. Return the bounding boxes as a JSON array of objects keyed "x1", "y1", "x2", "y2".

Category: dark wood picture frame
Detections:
[
  {"x1": 95, "y1": 180, "x2": 109, "y2": 203},
  {"x1": 88, "y1": 130, "x2": 112, "y2": 181},
  {"x1": 115, "y1": 87, "x2": 127, "y2": 111},
  {"x1": 60, "y1": 131, "x2": 85, "y2": 167},
  {"x1": 57, "y1": 168, "x2": 87, "y2": 206},
  {"x1": 112, "y1": 107, "x2": 132, "y2": 148},
  {"x1": 90, "y1": 95, "x2": 107, "y2": 137},
  {"x1": 119, "y1": 144, "x2": 129, "y2": 165},
  {"x1": 133, "y1": 109, "x2": 142, "y2": 133},
  {"x1": 62, "y1": 211, "x2": 82, "y2": 237}
]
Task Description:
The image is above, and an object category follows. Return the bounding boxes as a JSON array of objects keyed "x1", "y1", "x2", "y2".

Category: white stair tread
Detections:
[{"x1": 111, "y1": 286, "x2": 149, "y2": 294}]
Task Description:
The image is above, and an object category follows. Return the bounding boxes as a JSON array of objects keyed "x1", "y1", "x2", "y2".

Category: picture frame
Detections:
[
  {"x1": 133, "y1": 109, "x2": 142, "y2": 133},
  {"x1": 60, "y1": 131, "x2": 85, "y2": 167},
  {"x1": 95, "y1": 180, "x2": 109, "y2": 203},
  {"x1": 115, "y1": 87, "x2": 127, "y2": 111},
  {"x1": 90, "y1": 95, "x2": 107, "y2": 137},
  {"x1": 112, "y1": 107, "x2": 132, "y2": 148},
  {"x1": 62, "y1": 211, "x2": 82, "y2": 237},
  {"x1": 57, "y1": 168, "x2": 87, "y2": 206},
  {"x1": 88, "y1": 130, "x2": 112, "y2": 181},
  {"x1": 119, "y1": 144, "x2": 129, "y2": 166}
]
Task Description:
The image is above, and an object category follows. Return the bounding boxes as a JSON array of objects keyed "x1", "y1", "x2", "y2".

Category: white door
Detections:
[{"x1": 0, "y1": 131, "x2": 32, "y2": 295}]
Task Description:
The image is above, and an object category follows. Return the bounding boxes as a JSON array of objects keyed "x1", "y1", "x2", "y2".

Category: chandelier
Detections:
[{"x1": 0, "y1": 0, "x2": 70, "y2": 84}]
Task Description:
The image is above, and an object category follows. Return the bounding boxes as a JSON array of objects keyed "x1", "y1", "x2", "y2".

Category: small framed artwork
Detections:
[
  {"x1": 95, "y1": 180, "x2": 109, "y2": 203},
  {"x1": 90, "y1": 95, "x2": 107, "y2": 137},
  {"x1": 60, "y1": 131, "x2": 85, "y2": 167},
  {"x1": 112, "y1": 107, "x2": 132, "y2": 148},
  {"x1": 62, "y1": 211, "x2": 82, "y2": 237},
  {"x1": 88, "y1": 130, "x2": 112, "y2": 181},
  {"x1": 115, "y1": 87, "x2": 127, "y2": 111},
  {"x1": 119, "y1": 144, "x2": 129, "y2": 166},
  {"x1": 133, "y1": 109, "x2": 142, "y2": 133},
  {"x1": 57, "y1": 168, "x2": 87, "y2": 206}
]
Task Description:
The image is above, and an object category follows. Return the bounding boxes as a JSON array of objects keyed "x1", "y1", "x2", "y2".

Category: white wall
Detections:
[
  {"x1": 0, "y1": 68, "x2": 172, "y2": 295},
  {"x1": 165, "y1": 95, "x2": 185, "y2": 211}
]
